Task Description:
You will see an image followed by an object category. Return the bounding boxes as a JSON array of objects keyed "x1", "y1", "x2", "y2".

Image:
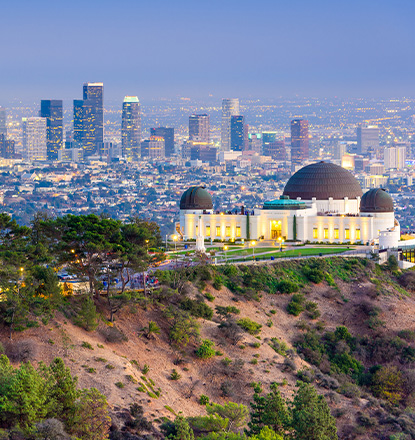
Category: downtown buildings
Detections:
[
  {"x1": 22, "y1": 117, "x2": 47, "y2": 161},
  {"x1": 221, "y1": 98, "x2": 239, "y2": 151},
  {"x1": 290, "y1": 119, "x2": 309, "y2": 167},
  {"x1": 121, "y1": 96, "x2": 141, "y2": 160},
  {"x1": 40, "y1": 100, "x2": 63, "y2": 160}
]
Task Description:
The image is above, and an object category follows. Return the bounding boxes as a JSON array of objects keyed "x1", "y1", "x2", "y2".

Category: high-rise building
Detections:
[
  {"x1": 22, "y1": 117, "x2": 47, "y2": 161},
  {"x1": 264, "y1": 140, "x2": 286, "y2": 161},
  {"x1": 40, "y1": 100, "x2": 63, "y2": 160},
  {"x1": 290, "y1": 119, "x2": 309, "y2": 166},
  {"x1": 189, "y1": 114, "x2": 210, "y2": 143},
  {"x1": 150, "y1": 127, "x2": 174, "y2": 157},
  {"x1": 121, "y1": 96, "x2": 141, "y2": 160},
  {"x1": 0, "y1": 134, "x2": 14, "y2": 158},
  {"x1": 230, "y1": 115, "x2": 248, "y2": 151},
  {"x1": 262, "y1": 131, "x2": 277, "y2": 155},
  {"x1": 221, "y1": 98, "x2": 239, "y2": 150},
  {"x1": 384, "y1": 145, "x2": 406, "y2": 170},
  {"x1": 248, "y1": 133, "x2": 262, "y2": 153},
  {"x1": 0, "y1": 107, "x2": 6, "y2": 136},
  {"x1": 141, "y1": 136, "x2": 165, "y2": 159},
  {"x1": 73, "y1": 82, "x2": 104, "y2": 155},
  {"x1": 356, "y1": 125, "x2": 379, "y2": 156}
]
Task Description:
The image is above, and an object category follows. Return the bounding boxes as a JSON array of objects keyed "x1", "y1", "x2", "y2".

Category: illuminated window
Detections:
[
  {"x1": 345, "y1": 228, "x2": 350, "y2": 240},
  {"x1": 216, "y1": 226, "x2": 221, "y2": 237},
  {"x1": 323, "y1": 228, "x2": 329, "y2": 239},
  {"x1": 236, "y1": 226, "x2": 241, "y2": 237},
  {"x1": 334, "y1": 228, "x2": 339, "y2": 239},
  {"x1": 206, "y1": 226, "x2": 210, "y2": 237},
  {"x1": 356, "y1": 229, "x2": 361, "y2": 240},
  {"x1": 313, "y1": 228, "x2": 318, "y2": 239},
  {"x1": 225, "y1": 226, "x2": 231, "y2": 237}
]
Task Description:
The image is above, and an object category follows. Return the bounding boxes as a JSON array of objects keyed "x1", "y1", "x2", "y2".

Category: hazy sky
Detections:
[{"x1": 1, "y1": 0, "x2": 414, "y2": 101}]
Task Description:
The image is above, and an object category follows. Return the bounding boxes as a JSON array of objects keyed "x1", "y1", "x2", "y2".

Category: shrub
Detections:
[
  {"x1": 170, "y1": 369, "x2": 181, "y2": 380},
  {"x1": 398, "y1": 329, "x2": 415, "y2": 342},
  {"x1": 81, "y1": 341, "x2": 93, "y2": 350},
  {"x1": 297, "y1": 368, "x2": 315, "y2": 383},
  {"x1": 237, "y1": 318, "x2": 262, "y2": 335},
  {"x1": 105, "y1": 364, "x2": 115, "y2": 370},
  {"x1": 180, "y1": 298, "x2": 213, "y2": 320},
  {"x1": 205, "y1": 292, "x2": 215, "y2": 302},
  {"x1": 303, "y1": 267, "x2": 325, "y2": 284},
  {"x1": 196, "y1": 339, "x2": 216, "y2": 359},
  {"x1": 388, "y1": 255, "x2": 399, "y2": 271},
  {"x1": 220, "y1": 380, "x2": 234, "y2": 397},
  {"x1": 276, "y1": 280, "x2": 299, "y2": 294},
  {"x1": 283, "y1": 358, "x2": 296, "y2": 371},
  {"x1": 372, "y1": 366, "x2": 403, "y2": 405},
  {"x1": 213, "y1": 276, "x2": 223, "y2": 291},
  {"x1": 102, "y1": 326, "x2": 128, "y2": 343},
  {"x1": 115, "y1": 382, "x2": 125, "y2": 389},
  {"x1": 269, "y1": 338, "x2": 288, "y2": 356},
  {"x1": 287, "y1": 294, "x2": 306, "y2": 316},
  {"x1": 142, "y1": 364, "x2": 149, "y2": 374},
  {"x1": 199, "y1": 395, "x2": 210, "y2": 405},
  {"x1": 339, "y1": 382, "x2": 361, "y2": 399},
  {"x1": 73, "y1": 296, "x2": 98, "y2": 331}
]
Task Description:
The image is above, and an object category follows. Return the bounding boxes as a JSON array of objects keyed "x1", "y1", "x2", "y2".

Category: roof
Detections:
[
  {"x1": 283, "y1": 161, "x2": 363, "y2": 200},
  {"x1": 263, "y1": 198, "x2": 307, "y2": 210},
  {"x1": 180, "y1": 186, "x2": 213, "y2": 210},
  {"x1": 360, "y1": 188, "x2": 394, "y2": 213}
]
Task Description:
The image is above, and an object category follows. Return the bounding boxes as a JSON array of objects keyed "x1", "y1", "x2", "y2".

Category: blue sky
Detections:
[{"x1": 1, "y1": 0, "x2": 414, "y2": 101}]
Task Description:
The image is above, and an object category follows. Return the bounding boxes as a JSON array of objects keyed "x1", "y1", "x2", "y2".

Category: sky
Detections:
[{"x1": 1, "y1": 0, "x2": 414, "y2": 102}]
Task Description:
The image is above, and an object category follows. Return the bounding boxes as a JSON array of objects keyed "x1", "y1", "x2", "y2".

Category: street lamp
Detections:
[
  {"x1": 223, "y1": 245, "x2": 228, "y2": 262},
  {"x1": 173, "y1": 235, "x2": 178, "y2": 267},
  {"x1": 145, "y1": 239, "x2": 149, "y2": 254},
  {"x1": 251, "y1": 240, "x2": 256, "y2": 259}
]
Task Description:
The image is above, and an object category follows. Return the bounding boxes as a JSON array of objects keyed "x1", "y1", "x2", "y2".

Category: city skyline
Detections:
[{"x1": 0, "y1": 0, "x2": 414, "y2": 101}]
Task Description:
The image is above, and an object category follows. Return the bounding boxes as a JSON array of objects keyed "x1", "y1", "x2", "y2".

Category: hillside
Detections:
[{"x1": 2, "y1": 256, "x2": 415, "y2": 439}]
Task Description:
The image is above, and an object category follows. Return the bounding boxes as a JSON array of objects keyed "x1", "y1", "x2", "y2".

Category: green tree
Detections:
[
  {"x1": 44, "y1": 358, "x2": 78, "y2": 428},
  {"x1": 71, "y1": 388, "x2": 111, "y2": 440},
  {"x1": 247, "y1": 385, "x2": 267, "y2": 435},
  {"x1": 291, "y1": 382, "x2": 337, "y2": 440},
  {"x1": 206, "y1": 402, "x2": 249, "y2": 433},
  {"x1": 171, "y1": 415, "x2": 195, "y2": 440},
  {"x1": 73, "y1": 296, "x2": 98, "y2": 331},
  {"x1": 250, "y1": 427, "x2": 284, "y2": 440}
]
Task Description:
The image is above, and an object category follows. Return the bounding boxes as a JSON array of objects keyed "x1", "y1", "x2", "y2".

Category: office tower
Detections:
[
  {"x1": 262, "y1": 131, "x2": 277, "y2": 155},
  {"x1": 0, "y1": 107, "x2": 6, "y2": 136},
  {"x1": 189, "y1": 114, "x2": 210, "y2": 142},
  {"x1": 230, "y1": 115, "x2": 248, "y2": 151},
  {"x1": 221, "y1": 98, "x2": 239, "y2": 150},
  {"x1": 264, "y1": 140, "x2": 286, "y2": 160},
  {"x1": 141, "y1": 136, "x2": 165, "y2": 159},
  {"x1": 73, "y1": 82, "x2": 104, "y2": 155},
  {"x1": 0, "y1": 134, "x2": 14, "y2": 158},
  {"x1": 121, "y1": 96, "x2": 141, "y2": 160},
  {"x1": 290, "y1": 119, "x2": 309, "y2": 166},
  {"x1": 248, "y1": 133, "x2": 262, "y2": 153},
  {"x1": 190, "y1": 145, "x2": 217, "y2": 163},
  {"x1": 40, "y1": 100, "x2": 63, "y2": 160},
  {"x1": 334, "y1": 142, "x2": 347, "y2": 161},
  {"x1": 150, "y1": 127, "x2": 174, "y2": 157},
  {"x1": 22, "y1": 117, "x2": 47, "y2": 161},
  {"x1": 356, "y1": 124, "x2": 379, "y2": 156},
  {"x1": 384, "y1": 145, "x2": 406, "y2": 170}
]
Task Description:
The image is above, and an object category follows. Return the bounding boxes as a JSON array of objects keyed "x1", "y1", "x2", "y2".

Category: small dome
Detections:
[
  {"x1": 180, "y1": 186, "x2": 213, "y2": 210},
  {"x1": 283, "y1": 161, "x2": 363, "y2": 200},
  {"x1": 360, "y1": 188, "x2": 394, "y2": 213}
]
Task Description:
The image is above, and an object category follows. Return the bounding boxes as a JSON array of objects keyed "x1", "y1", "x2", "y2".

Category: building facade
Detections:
[
  {"x1": 221, "y1": 98, "x2": 239, "y2": 151},
  {"x1": 0, "y1": 107, "x2": 6, "y2": 136},
  {"x1": 291, "y1": 119, "x2": 309, "y2": 166},
  {"x1": 150, "y1": 127, "x2": 174, "y2": 157},
  {"x1": 141, "y1": 136, "x2": 165, "y2": 159},
  {"x1": 189, "y1": 114, "x2": 210, "y2": 143},
  {"x1": 121, "y1": 96, "x2": 141, "y2": 160},
  {"x1": 357, "y1": 125, "x2": 379, "y2": 156},
  {"x1": 230, "y1": 115, "x2": 247, "y2": 151},
  {"x1": 22, "y1": 117, "x2": 47, "y2": 161},
  {"x1": 40, "y1": 100, "x2": 63, "y2": 160},
  {"x1": 384, "y1": 145, "x2": 406, "y2": 170},
  {"x1": 178, "y1": 162, "x2": 399, "y2": 248}
]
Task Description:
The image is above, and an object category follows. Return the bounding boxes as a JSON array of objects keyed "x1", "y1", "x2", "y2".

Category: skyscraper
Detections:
[
  {"x1": 141, "y1": 136, "x2": 165, "y2": 159},
  {"x1": 290, "y1": 119, "x2": 309, "y2": 166},
  {"x1": 262, "y1": 132, "x2": 277, "y2": 155},
  {"x1": 189, "y1": 114, "x2": 210, "y2": 142},
  {"x1": 230, "y1": 115, "x2": 247, "y2": 151},
  {"x1": 150, "y1": 127, "x2": 174, "y2": 157},
  {"x1": 121, "y1": 96, "x2": 141, "y2": 160},
  {"x1": 0, "y1": 134, "x2": 14, "y2": 159},
  {"x1": 0, "y1": 107, "x2": 6, "y2": 136},
  {"x1": 22, "y1": 117, "x2": 47, "y2": 161},
  {"x1": 356, "y1": 124, "x2": 379, "y2": 156},
  {"x1": 40, "y1": 100, "x2": 63, "y2": 160},
  {"x1": 264, "y1": 140, "x2": 286, "y2": 160},
  {"x1": 73, "y1": 82, "x2": 104, "y2": 155},
  {"x1": 221, "y1": 98, "x2": 239, "y2": 150},
  {"x1": 384, "y1": 145, "x2": 406, "y2": 170}
]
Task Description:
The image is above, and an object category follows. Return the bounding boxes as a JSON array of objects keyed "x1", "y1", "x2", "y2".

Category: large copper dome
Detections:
[
  {"x1": 360, "y1": 188, "x2": 394, "y2": 213},
  {"x1": 180, "y1": 186, "x2": 213, "y2": 210},
  {"x1": 283, "y1": 162, "x2": 363, "y2": 200}
]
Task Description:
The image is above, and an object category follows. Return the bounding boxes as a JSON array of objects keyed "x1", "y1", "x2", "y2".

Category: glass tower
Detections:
[
  {"x1": 291, "y1": 119, "x2": 309, "y2": 166},
  {"x1": 221, "y1": 98, "x2": 239, "y2": 151},
  {"x1": 150, "y1": 127, "x2": 174, "y2": 157},
  {"x1": 40, "y1": 100, "x2": 63, "y2": 160},
  {"x1": 121, "y1": 96, "x2": 141, "y2": 160},
  {"x1": 0, "y1": 107, "x2": 6, "y2": 136}
]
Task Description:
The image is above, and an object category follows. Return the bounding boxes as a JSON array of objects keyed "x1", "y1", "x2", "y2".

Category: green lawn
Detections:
[
  {"x1": 258, "y1": 247, "x2": 349, "y2": 259},
  {"x1": 224, "y1": 247, "x2": 279, "y2": 256}
]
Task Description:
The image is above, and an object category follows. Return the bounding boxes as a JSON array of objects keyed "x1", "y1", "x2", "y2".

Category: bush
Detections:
[
  {"x1": 339, "y1": 382, "x2": 361, "y2": 399},
  {"x1": 81, "y1": 341, "x2": 93, "y2": 350},
  {"x1": 297, "y1": 369, "x2": 315, "y2": 383},
  {"x1": 372, "y1": 366, "x2": 403, "y2": 405},
  {"x1": 73, "y1": 296, "x2": 98, "y2": 331},
  {"x1": 115, "y1": 382, "x2": 125, "y2": 389},
  {"x1": 170, "y1": 369, "x2": 181, "y2": 380},
  {"x1": 269, "y1": 338, "x2": 288, "y2": 356},
  {"x1": 237, "y1": 318, "x2": 262, "y2": 335},
  {"x1": 287, "y1": 294, "x2": 306, "y2": 316},
  {"x1": 276, "y1": 280, "x2": 299, "y2": 294},
  {"x1": 102, "y1": 326, "x2": 128, "y2": 343},
  {"x1": 398, "y1": 329, "x2": 415, "y2": 342},
  {"x1": 305, "y1": 301, "x2": 320, "y2": 319},
  {"x1": 196, "y1": 339, "x2": 216, "y2": 359},
  {"x1": 303, "y1": 267, "x2": 325, "y2": 284},
  {"x1": 199, "y1": 395, "x2": 210, "y2": 405},
  {"x1": 180, "y1": 298, "x2": 213, "y2": 320},
  {"x1": 213, "y1": 276, "x2": 223, "y2": 291}
]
